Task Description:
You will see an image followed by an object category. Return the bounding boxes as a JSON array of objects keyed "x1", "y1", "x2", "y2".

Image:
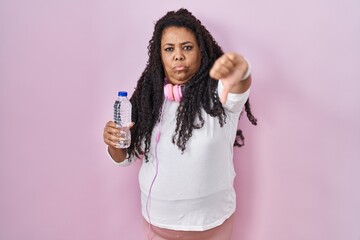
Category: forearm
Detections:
[
  {"x1": 229, "y1": 75, "x2": 252, "y2": 94},
  {"x1": 107, "y1": 146, "x2": 127, "y2": 163}
]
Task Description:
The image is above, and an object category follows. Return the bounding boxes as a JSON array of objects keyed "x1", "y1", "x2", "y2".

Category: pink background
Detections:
[{"x1": 1, "y1": 0, "x2": 359, "y2": 239}]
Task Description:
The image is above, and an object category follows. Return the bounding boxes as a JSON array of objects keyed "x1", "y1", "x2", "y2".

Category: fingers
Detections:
[
  {"x1": 103, "y1": 121, "x2": 135, "y2": 148},
  {"x1": 210, "y1": 53, "x2": 238, "y2": 79},
  {"x1": 103, "y1": 121, "x2": 120, "y2": 147}
]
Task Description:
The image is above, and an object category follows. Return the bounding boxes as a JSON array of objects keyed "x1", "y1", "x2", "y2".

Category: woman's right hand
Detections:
[
  {"x1": 103, "y1": 121, "x2": 134, "y2": 163},
  {"x1": 103, "y1": 121, "x2": 120, "y2": 148}
]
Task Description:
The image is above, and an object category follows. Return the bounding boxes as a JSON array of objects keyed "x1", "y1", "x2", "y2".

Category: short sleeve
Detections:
[{"x1": 217, "y1": 80, "x2": 250, "y2": 114}]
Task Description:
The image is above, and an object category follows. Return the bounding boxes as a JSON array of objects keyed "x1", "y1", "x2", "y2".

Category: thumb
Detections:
[
  {"x1": 127, "y1": 122, "x2": 135, "y2": 128},
  {"x1": 220, "y1": 86, "x2": 229, "y2": 104}
]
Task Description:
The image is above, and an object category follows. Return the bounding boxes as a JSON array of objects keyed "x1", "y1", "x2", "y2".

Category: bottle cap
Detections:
[{"x1": 118, "y1": 91, "x2": 128, "y2": 97}]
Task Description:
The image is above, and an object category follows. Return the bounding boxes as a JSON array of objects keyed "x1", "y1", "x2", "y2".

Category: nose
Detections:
[
  {"x1": 174, "y1": 50, "x2": 184, "y2": 61},
  {"x1": 175, "y1": 55, "x2": 184, "y2": 61}
]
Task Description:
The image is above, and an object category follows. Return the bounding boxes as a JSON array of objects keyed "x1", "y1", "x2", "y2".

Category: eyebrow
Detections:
[{"x1": 163, "y1": 41, "x2": 194, "y2": 46}]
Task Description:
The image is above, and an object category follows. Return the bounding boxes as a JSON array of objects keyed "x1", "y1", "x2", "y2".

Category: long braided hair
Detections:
[{"x1": 127, "y1": 8, "x2": 257, "y2": 161}]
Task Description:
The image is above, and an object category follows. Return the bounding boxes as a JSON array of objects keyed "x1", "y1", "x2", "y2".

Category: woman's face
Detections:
[{"x1": 161, "y1": 26, "x2": 201, "y2": 85}]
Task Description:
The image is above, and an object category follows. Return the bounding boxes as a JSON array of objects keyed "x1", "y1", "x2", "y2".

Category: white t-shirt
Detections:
[{"x1": 111, "y1": 81, "x2": 250, "y2": 231}]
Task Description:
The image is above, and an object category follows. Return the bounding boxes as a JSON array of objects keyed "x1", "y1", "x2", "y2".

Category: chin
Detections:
[{"x1": 172, "y1": 79, "x2": 190, "y2": 85}]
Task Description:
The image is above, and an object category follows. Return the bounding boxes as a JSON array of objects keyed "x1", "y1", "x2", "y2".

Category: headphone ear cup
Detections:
[{"x1": 164, "y1": 84, "x2": 175, "y2": 101}]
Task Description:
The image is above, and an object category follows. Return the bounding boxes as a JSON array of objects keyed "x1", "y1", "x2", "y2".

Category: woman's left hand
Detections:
[{"x1": 209, "y1": 53, "x2": 251, "y2": 104}]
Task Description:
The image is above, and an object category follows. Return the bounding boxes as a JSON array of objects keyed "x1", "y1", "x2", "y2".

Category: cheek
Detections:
[
  {"x1": 192, "y1": 54, "x2": 201, "y2": 72},
  {"x1": 162, "y1": 56, "x2": 172, "y2": 69},
  {"x1": 161, "y1": 58, "x2": 169, "y2": 72}
]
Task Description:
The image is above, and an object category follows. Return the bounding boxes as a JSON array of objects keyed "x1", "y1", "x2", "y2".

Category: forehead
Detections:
[{"x1": 161, "y1": 26, "x2": 197, "y2": 43}]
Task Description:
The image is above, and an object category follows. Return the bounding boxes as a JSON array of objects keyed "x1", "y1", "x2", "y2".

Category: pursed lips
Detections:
[{"x1": 173, "y1": 65, "x2": 187, "y2": 71}]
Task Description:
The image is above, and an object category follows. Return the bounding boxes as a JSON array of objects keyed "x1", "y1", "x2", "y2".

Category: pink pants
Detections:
[{"x1": 142, "y1": 214, "x2": 234, "y2": 240}]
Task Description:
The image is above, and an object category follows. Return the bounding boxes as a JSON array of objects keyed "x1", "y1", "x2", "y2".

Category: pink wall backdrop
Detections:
[{"x1": 1, "y1": 0, "x2": 359, "y2": 239}]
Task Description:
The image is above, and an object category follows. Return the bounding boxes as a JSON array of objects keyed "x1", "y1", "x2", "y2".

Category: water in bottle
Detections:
[{"x1": 114, "y1": 91, "x2": 132, "y2": 148}]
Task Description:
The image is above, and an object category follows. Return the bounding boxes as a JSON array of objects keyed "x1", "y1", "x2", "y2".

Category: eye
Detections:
[
  {"x1": 183, "y1": 45, "x2": 193, "y2": 51},
  {"x1": 164, "y1": 47, "x2": 174, "y2": 52}
]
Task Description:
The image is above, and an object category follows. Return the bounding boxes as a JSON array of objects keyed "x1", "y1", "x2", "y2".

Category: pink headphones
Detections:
[{"x1": 164, "y1": 83, "x2": 185, "y2": 102}]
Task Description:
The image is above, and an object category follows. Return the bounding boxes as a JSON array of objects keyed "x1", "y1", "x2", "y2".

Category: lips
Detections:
[{"x1": 173, "y1": 65, "x2": 187, "y2": 71}]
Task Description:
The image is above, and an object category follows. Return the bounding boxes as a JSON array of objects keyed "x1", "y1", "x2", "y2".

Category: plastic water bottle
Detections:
[{"x1": 113, "y1": 91, "x2": 132, "y2": 148}]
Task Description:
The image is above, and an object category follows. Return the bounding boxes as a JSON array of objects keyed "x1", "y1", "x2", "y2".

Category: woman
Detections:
[{"x1": 103, "y1": 8, "x2": 257, "y2": 240}]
